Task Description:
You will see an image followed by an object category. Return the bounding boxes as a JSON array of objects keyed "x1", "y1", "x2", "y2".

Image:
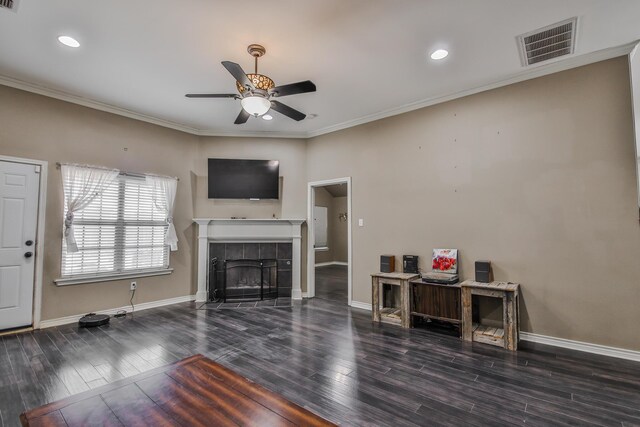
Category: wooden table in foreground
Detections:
[{"x1": 20, "y1": 354, "x2": 336, "y2": 427}]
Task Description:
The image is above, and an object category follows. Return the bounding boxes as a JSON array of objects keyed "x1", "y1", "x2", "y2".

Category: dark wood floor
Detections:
[
  {"x1": 19, "y1": 354, "x2": 336, "y2": 427},
  {"x1": 315, "y1": 264, "x2": 348, "y2": 303},
  {"x1": 2, "y1": 297, "x2": 640, "y2": 426}
]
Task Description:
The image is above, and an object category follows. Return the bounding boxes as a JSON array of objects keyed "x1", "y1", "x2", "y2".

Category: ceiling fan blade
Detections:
[
  {"x1": 234, "y1": 109, "x2": 250, "y2": 125},
  {"x1": 270, "y1": 101, "x2": 306, "y2": 121},
  {"x1": 185, "y1": 93, "x2": 239, "y2": 99},
  {"x1": 222, "y1": 61, "x2": 255, "y2": 90},
  {"x1": 269, "y1": 80, "x2": 316, "y2": 97}
]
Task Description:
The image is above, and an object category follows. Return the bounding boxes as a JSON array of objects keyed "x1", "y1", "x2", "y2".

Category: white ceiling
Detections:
[
  {"x1": 1, "y1": 0, "x2": 639, "y2": 138},
  {"x1": 324, "y1": 184, "x2": 348, "y2": 198}
]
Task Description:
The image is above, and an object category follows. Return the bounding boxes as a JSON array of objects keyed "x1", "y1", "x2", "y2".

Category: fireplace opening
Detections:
[
  {"x1": 209, "y1": 259, "x2": 277, "y2": 302},
  {"x1": 224, "y1": 259, "x2": 278, "y2": 302}
]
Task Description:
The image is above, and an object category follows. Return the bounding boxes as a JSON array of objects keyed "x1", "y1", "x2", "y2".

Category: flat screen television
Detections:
[{"x1": 208, "y1": 158, "x2": 279, "y2": 199}]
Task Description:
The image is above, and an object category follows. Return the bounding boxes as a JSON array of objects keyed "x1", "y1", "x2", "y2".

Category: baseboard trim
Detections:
[
  {"x1": 0, "y1": 326, "x2": 34, "y2": 337},
  {"x1": 520, "y1": 332, "x2": 640, "y2": 362},
  {"x1": 342, "y1": 302, "x2": 639, "y2": 361},
  {"x1": 301, "y1": 292, "x2": 309, "y2": 298},
  {"x1": 315, "y1": 261, "x2": 349, "y2": 267},
  {"x1": 38, "y1": 295, "x2": 196, "y2": 329},
  {"x1": 350, "y1": 301, "x2": 372, "y2": 311}
]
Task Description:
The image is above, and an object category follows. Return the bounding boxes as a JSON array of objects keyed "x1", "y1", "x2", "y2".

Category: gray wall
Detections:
[
  {"x1": 0, "y1": 85, "x2": 198, "y2": 321},
  {"x1": 329, "y1": 196, "x2": 348, "y2": 263},
  {"x1": 1, "y1": 56, "x2": 639, "y2": 351},
  {"x1": 306, "y1": 57, "x2": 640, "y2": 351},
  {"x1": 0, "y1": 85, "x2": 308, "y2": 320}
]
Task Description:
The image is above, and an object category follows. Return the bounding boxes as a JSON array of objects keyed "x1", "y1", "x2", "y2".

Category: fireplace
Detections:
[
  {"x1": 194, "y1": 219, "x2": 304, "y2": 302},
  {"x1": 208, "y1": 242, "x2": 292, "y2": 302}
]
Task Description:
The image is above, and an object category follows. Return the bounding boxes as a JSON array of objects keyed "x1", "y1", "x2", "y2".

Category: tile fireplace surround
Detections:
[{"x1": 194, "y1": 219, "x2": 305, "y2": 302}]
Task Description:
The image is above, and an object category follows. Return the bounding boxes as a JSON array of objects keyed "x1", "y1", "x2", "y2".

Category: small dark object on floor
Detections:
[{"x1": 78, "y1": 313, "x2": 110, "y2": 328}]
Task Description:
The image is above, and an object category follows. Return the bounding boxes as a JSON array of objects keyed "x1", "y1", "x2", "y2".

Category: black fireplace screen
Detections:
[{"x1": 211, "y1": 259, "x2": 278, "y2": 302}]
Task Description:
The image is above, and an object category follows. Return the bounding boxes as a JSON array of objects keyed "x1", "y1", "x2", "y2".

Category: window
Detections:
[{"x1": 60, "y1": 174, "x2": 170, "y2": 281}]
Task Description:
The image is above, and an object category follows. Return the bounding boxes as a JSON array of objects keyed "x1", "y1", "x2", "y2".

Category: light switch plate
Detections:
[{"x1": 358, "y1": 218, "x2": 364, "y2": 227}]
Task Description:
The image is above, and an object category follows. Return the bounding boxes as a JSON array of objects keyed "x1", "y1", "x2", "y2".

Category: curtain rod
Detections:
[{"x1": 55, "y1": 162, "x2": 179, "y2": 181}]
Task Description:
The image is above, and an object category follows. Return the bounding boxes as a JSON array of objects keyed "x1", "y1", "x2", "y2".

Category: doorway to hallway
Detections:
[{"x1": 307, "y1": 178, "x2": 352, "y2": 305}]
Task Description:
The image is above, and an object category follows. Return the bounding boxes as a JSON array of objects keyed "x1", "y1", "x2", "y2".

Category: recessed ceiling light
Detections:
[
  {"x1": 430, "y1": 49, "x2": 448, "y2": 60},
  {"x1": 58, "y1": 36, "x2": 80, "y2": 48},
  {"x1": 262, "y1": 114, "x2": 273, "y2": 121}
]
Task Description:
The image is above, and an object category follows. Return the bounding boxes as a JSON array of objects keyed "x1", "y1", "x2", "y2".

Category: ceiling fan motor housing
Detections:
[
  {"x1": 236, "y1": 44, "x2": 275, "y2": 94},
  {"x1": 236, "y1": 74, "x2": 274, "y2": 94}
]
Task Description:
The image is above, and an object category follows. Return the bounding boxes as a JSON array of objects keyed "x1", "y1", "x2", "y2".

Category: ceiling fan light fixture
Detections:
[
  {"x1": 241, "y1": 95, "x2": 271, "y2": 116},
  {"x1": 185, "y1": 43, "x2": 316, "y2": 124}
]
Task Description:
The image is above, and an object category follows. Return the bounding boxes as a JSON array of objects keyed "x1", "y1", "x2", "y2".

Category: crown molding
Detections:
[
  {"x1": 1, "y1": 41, "x2": 637, "y2": 140},
  {"x1": 306, "y1": 41, "x2": 639, "y2": 139},
  {"x1": 0, "y1": 74, "x2": 204, "y2": 135},
  {"x1": 196, "y1": 130, "x2": 308, "y2": 139}
]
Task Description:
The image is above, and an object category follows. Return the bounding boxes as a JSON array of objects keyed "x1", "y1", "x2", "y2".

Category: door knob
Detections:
[
  {"x1": 24, "y1": 252, "x2": 33, "y2": 258},
  {"x1": 25, "y1": 240, "x2": 33, "y2": 246}
]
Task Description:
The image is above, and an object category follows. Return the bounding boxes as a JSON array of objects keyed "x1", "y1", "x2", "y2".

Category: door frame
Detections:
[
  {"x1": 307, "y1": 177, "x2": 352, "y2": 306},
  {"x1": 0, "y1": 155, "x2": 48, "y2": 329}
]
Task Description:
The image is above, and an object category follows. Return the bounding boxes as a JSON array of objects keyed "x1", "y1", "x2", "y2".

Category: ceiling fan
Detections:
[{"x1": 186, "y1": 44, "x2": 316, "y2": 124}]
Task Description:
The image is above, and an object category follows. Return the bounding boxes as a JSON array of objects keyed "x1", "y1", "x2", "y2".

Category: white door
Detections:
[
  {"x1": 313, "y1": 206, "x2": 328, "y2": 248},
  {"x1": 0, "y1": 160, "x2": 40, "y2": 330}
]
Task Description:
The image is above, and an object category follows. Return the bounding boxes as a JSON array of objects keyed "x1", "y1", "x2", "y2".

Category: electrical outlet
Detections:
[{"x1": 130, "y1": 281, "x2": 137, "y2": 291}]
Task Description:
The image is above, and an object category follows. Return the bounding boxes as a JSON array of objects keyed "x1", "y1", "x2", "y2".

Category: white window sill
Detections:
[
  {"x1": 315, "y1": 246, "x2": 329, "y2": 252},
  {"x1": 55, "y1": 268, "x2": 174, "y2": 286}
]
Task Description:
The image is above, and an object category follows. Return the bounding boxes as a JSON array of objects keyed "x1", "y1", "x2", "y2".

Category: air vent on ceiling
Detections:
[
  {"x1": 517, "y1": 17, "x2": 577, "y2": 66},
  {"x1": 0, "y1": 0, "x2": 19, "y2": 12}
]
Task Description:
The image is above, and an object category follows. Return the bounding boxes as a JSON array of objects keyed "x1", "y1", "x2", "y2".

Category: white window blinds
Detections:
[{"x1": 61, "y1": 173, "x2": 170, "y2": 278}]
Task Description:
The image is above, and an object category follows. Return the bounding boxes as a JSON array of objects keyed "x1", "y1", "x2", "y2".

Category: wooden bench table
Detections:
[
  {"x1": 371, "y1": 272, "x2": 419, "y2": 328},
  {"x1": 461, "y1": 280, "x2": 521, "y2": 351},
  {"x1": 410, "y1": 280, "x2": 462, "y2": 335}
]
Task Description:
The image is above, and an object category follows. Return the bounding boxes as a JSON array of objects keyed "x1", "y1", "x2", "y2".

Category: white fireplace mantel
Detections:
[{"x1": 193, "y1": 218, "x2": 305, "y2": 302}]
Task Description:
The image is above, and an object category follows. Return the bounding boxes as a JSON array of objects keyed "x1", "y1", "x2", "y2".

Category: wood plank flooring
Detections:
[
  {"x1": 20, "y1": 354, "x2": 336, "y2": 427},
  {"x1": 315, "y1": 265, "x2": 348, "y2": 303},
  {"x1": 1, "y1": 290, "x2": 640, "y2": 425}
]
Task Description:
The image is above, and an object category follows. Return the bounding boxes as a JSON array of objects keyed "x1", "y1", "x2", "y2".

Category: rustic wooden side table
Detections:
[
  {"x1": 460, "y1": 280, "x2": 521, "y2": 351},
  {"x1": 371, "y1": 272, "x2": 419, "y2": 328}
]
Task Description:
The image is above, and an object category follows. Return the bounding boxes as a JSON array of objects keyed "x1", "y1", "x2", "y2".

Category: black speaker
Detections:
[
  {"x1": 403, "y1": 255, "x2": 419, "y2": 274},
  {"x1": 475, "y1": 260, "x2": 493, "y2": 283},
  {"x1": 380, "y1": 255, "x2": 395, "y2": 273}
]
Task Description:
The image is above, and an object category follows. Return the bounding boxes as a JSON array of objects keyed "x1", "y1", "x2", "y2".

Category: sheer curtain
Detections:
[
  {"x1": 61, "y1": 164, "x2": 120, "y2": 253},
  {"x1": 147, "y1": 175, "x2": 179, "y2": 251}
]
